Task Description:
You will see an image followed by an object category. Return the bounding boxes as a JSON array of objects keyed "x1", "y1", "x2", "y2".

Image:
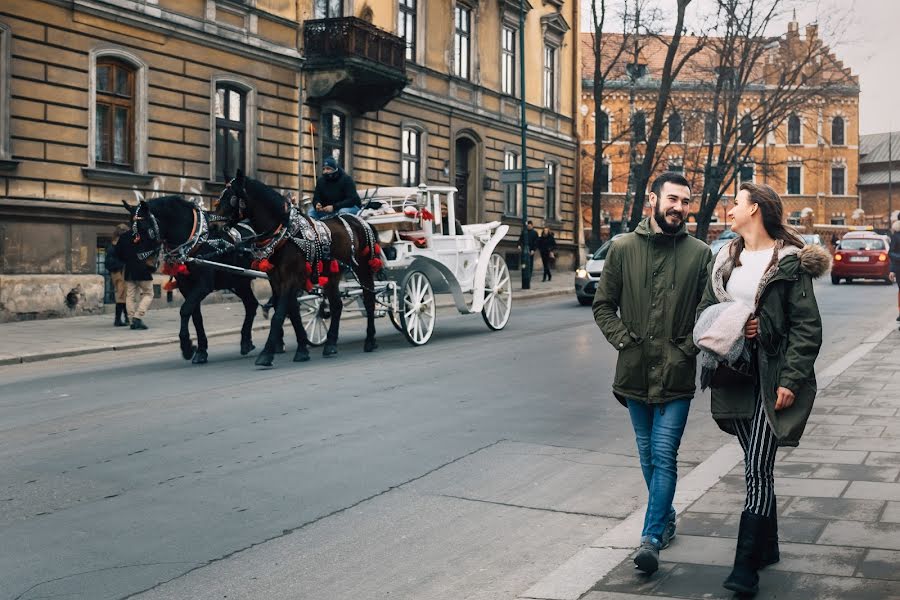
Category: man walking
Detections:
[
  {"x1": 593, "y1": 172, "x2": 711, "y2": 574},
  {"x1": 517, "y1": 220, "x2": 539, "y2": 280},
  {"x1": 309, "y1": 157, "x2": 361, "y2": 219},
  {"x1": 116, "y1": 228, "x2": 155, "y2": 330}
]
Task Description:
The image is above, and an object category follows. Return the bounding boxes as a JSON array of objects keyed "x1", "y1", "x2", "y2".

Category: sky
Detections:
[{"x1": 580, "y1": 0, "x2": 898, "y2": 135}]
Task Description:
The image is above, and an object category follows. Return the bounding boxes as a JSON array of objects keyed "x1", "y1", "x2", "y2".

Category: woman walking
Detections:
[
  {"x1": 536, "y1": 227, "x2": 557, "y2": 282},
  {"x1": 695, "y1": 183, "x2": 830, "y2": 595},
  {"x1": 890, "y1": 220, "x2": 900, "y2": 322}
]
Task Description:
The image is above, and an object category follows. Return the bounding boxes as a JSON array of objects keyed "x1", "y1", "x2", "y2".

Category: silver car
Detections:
[{"x1": 575, "y1": 234, "x2": 625, "y2": 305}]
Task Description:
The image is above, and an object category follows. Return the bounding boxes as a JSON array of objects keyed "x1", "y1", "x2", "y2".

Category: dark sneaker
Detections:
[
  {"x1": 130, "y1": 318, "x2": 148, "y2": 330},
  {"x1": 633, "y1": 541, "x2": 660, "y2": 574},
  {"x1": 661, "y1": 518, "x2": 677, "y2": 549}
]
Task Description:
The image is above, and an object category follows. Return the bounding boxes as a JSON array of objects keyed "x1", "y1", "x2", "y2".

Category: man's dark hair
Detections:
[
  {"x1": 650, "y1": 172, "x2": 691, "y2": 197},
  {"x1": 527, "y1": 220, "x2": 533, "y2": 225}
]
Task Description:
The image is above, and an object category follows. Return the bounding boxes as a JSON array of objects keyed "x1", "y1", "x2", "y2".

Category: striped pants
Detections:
[{"x1": 732, "y1": 394, "x2": 779, "y2": 516}]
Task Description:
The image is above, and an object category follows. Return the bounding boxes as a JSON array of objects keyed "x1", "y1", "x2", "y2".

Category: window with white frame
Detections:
[
  {"x1": 214, "y1": 84, "x2": 247, "y2": 180},
  {"x1": 504, "y1": 150, "x2": 521, "y2": 215},
  {"x1": 831, "y1": 164, "x2": 845, "y2": 195},
  {"x1": 544, "y1": 160, "x2": 559, "y2": 220},
  {"x1": 632, "y1": 111, "x2": 646, "y2": 142},
  {"x1": 543, "y1": 44, "x2": 557, "y2": 109},
  {"x1": 322, "y1": 110, "x2": 347, "y2": 168},
  {"x1": 398, "y1": 0, "x2": 417, "y2": 61},
  {"x1": 667, "y1": 160, "x2": 683, "y2": 174},
  {"x1": 704, "y1": 113, "x2": 720, "y2": 144},
  {"x1": 788, "y1": 114, "x2": 801, "y2": 145},
  {"x1": 401, "y1": 127, "x2": 422, "y2": 186},
  {"x1": 787, "y1": 163, "x2": 802, "y2": 195},
  {"x1": 832, "y1": 116, "x2": 845, "y2": 146},
  {"x1": 454, "y1": 4, "x2": 472, "y2": 80},
  {"x1": 88, "y1": 48, "x2": 148, "y2": 175},
  {"x1": 0, "y1": 23, "x2": 10, "y2": 162},
  {"x1": 599, "y1": 110, "x2": 610, "y2": 142},
  {"x1": 739, "y1": 114, "x2": 754, "y2": 144},
  {"x1": 739, "y1": 162, "x2": 754, "y2": 184},
  {"x1": 501, "y1": 25, "x2": 516, "y2": 96},
  {"x1": 314, "y1": 0, "x2": 342, "y2": 19},
  {"x1": 668, "y1": 112, "x2": 682, "y2": 143}
]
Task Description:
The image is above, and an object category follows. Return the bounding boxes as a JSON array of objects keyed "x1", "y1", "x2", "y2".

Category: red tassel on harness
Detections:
[
  {"x1": 258, "y1": 258, "x2": 274, "y2": 273},
  {"x1": 305, "y1": 262, "x2": 313, "y2": 274},
  {"x1": 330, "y1": 259, "x2": 340, "y2": 273},
  {"x1": 163, "y1": 278, "x2": 178, "y2": 292},
  {"x1": 317, "y1": 260, "x2": 324, "y2": 275},
  {"x1": 175, "y1": 263, "x2": 190, "y2": 276},
  {"x1": 374, "y1": 244, "x2": 382, "y2": 255},
  {"x1": 421, "y1": 208, "x2": 434, "y2": 221},
  {"x1": 318, "y1": 276, "x2": 329, "y2": 287},
  {"x1": 362, "y1": 245, "x2": 370, "y2": 257},
  {"x1": 304, "y1": 278, "x2": 313, "y2": 292},
  {"x1": 251, "y1": 260, "x2": 260, "y2": 270},
  {"x1": 368, "y1": 258, "x2": 383, "y2": 272},
  {"x1": 162, "y1": 263, "x2": 173, "y2": 276}
]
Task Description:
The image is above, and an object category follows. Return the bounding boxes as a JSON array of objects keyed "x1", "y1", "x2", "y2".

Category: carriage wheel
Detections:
[
  {"x1": 481, "y1": 253, "x2": 512, "y2": 331},
  {"x1": 399, "y1": 271, "x2": 435, "y2": 346},
  {"x1": 299, "y1": 295, "x2": 330, "y2": 347}
]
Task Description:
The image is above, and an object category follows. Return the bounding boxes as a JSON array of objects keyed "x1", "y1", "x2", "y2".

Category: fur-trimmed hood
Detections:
[{"x1": 795, "y1": 243, "x2": 832, "y2": 278}]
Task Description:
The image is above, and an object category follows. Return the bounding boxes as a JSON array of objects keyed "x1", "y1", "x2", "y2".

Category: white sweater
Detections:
[{"x1": 725, "y1": 246, "x2": 775, "y2": 309}]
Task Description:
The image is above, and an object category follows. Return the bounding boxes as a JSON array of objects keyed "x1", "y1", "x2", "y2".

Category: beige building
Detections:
[{"x1": 0, "y1": 0, "x2": 580, "y2": 321}]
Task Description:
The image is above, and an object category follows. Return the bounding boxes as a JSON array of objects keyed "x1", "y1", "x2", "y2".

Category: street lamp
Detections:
[{"x1": 519, "y1": 0, "x2": 530, "y2": 289}]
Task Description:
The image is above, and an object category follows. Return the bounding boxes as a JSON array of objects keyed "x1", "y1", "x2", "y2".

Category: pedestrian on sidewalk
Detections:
[
  {"x1": 537, "y1": 227, "x2": 557, "y2": 282},
  {"x1": 889, "y1": 220, "x2": 900, "y2": 322},
  {"x1": 593, "y1": 172, "x2": 712, "y2": 574},
  {"x1": 695, "y1": 182, "x2": 829, "y2": 596},
  {"x1": 106, "y1": 223, "x2": 130, "y2": 327},
  {"x1": 116, "y1": 229, "x2": 155, "y2": 330},
  {"x1": 517, "y1": 221, "x2": 539, "y2": 281}
]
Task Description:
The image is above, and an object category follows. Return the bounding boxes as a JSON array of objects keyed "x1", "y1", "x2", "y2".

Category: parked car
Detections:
[
  {"x1": 575, "y1": 234, "x2": 626, "y2": 306},
  {"x1": 709, "y1": 229, "x2": 738, "y2": 255},
  {"x1": 831, "y1": 232, "x2": 892, "y2": 284},
  {"x1": 802, "y1": 233, "x2": 826, "y2": 249}
]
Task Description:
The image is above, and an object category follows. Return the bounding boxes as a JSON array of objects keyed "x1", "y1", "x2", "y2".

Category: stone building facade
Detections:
[
  {"x1": 579, "y1": 20, "x2": 859, "y2": 237},
  {"x1": 0, "y1": 0, "x2": 580, "y2": 321},
  {"x1": 859, "y1": 132, "x2": 900, "y2": 228}
]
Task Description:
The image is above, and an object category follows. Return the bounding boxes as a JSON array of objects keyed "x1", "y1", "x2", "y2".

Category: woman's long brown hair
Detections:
[{"x1": 731, "y1": 182, "x2": 805, "y2": 266}]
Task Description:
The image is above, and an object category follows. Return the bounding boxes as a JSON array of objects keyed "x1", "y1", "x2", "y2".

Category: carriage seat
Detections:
[{"x1": 398, "y1": 230, "x2": 429, "y2": 248}]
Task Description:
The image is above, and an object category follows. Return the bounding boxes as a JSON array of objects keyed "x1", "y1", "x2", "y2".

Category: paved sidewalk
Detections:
[
  {"x1": 580, "y1": 329, "x2": 900, "y2": 600},
  {"x1": 0, "y1": 275, "x2": 572, "y2": 365}
]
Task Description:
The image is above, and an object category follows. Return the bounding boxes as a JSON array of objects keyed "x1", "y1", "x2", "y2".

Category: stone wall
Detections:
[{"x1": 0, "y1": 274, "x2": 104, "y2": 322}]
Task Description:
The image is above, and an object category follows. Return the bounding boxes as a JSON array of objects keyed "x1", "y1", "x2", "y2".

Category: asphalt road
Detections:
[{"x1": 0, "y1": 279, "x2": 895, "y2": 600}]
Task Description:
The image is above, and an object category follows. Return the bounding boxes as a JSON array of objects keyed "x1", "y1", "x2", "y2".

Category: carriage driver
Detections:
[{"x1": 308, "y1": 156, "x2": 361, "y2": 220}]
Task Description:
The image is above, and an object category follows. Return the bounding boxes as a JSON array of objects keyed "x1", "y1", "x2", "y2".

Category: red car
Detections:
[{"x1": 831, "y1": 232, "x2": 892, "y2": 284}]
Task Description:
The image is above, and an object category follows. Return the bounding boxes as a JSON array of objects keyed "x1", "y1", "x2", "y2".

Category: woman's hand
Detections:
[
  {"x1": 744, "y1": 317, "x2": 759, "y2": 339},
  {"x1": 775, "y1": 387, "x2": 795, "y2": 411}
]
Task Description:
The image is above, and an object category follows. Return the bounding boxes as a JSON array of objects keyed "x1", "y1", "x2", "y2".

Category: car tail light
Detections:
[
  {"x1": 834, "y1": 253, "x2": 842, "y2": 261},
  {"x1": 879, "y1": 254, "x2": 888, "y2": 262}
]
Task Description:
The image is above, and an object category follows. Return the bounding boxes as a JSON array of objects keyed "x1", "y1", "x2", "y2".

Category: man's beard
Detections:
[{"x1": 654, "y1": 206, "x2": 684, "y2": 234}]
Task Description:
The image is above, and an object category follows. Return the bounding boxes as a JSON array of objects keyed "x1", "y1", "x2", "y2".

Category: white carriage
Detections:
[{"x1": 298, "y1": 184, "x2": 513, "y2": 346}]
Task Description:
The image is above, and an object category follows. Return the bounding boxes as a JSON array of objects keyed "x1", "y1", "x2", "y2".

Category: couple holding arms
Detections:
[{"x1": 593, "y1": 172, "x2": 830, "y2": 595}]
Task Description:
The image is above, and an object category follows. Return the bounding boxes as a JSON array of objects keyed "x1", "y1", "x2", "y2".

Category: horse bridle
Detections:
[
  {"x1": 215, "y1": 178, "x2": 246, "y2": 223},
  {"x1": 133, "y1": 204, "x2": 162, "y2": 261}
]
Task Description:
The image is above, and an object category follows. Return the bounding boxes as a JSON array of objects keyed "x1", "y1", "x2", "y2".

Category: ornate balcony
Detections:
[{"x1": 302, "y1": 17, "x2": 408, "y2": 113}]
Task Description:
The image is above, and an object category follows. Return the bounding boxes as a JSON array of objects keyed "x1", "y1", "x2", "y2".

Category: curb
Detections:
[{"x1": 0, "y1": 288, "x2": 572, "y2": 366}]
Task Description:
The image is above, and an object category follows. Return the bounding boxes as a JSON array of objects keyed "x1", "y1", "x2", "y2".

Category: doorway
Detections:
[{"x1": 454, "y1": 137, "x2": 477, "y2": 225}]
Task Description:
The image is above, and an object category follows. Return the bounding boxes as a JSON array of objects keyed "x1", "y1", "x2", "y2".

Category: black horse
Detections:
[
  {"x1": 126, "y1": 195, "x2": 260, "y2": 364},
  {"x1": 214, "y1": 171, "x2": 382, "y2": 367}
]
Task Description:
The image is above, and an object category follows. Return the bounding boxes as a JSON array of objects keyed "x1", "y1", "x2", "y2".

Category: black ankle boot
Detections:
[
  {"x1": 114, "y1": 304, "x2": 125, "y2": 326},
  {"x1": 723, "y1": 511, "x2": 766, "y2": 595},
  {"x1": 758, "y1": 500, "x2": 780, "y2": 569}
]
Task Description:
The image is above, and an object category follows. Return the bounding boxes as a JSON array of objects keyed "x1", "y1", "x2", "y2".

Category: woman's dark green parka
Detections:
[{"x1": 696, "y1": 240, "x2": 831, "y2": 447}]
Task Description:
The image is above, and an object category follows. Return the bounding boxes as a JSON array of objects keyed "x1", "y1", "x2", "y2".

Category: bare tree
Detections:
[
  {"x1": 625, "y1": 0, "x2": 706, "y2": 231},
  {"x1": 683, "y1": 0, "x2": 858, "y2": 240}
]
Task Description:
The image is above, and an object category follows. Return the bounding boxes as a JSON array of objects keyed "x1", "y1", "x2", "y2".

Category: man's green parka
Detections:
[{"x1": 593, "y1": 217, "x2": 713, "y2": 405}]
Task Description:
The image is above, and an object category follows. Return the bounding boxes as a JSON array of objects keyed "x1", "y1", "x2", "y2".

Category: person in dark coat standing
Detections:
[
  {"x1": 536, "y1": 227, "x2": 557, "y2": 281},
  {"x1": 695, "y1": 182, "x2": 829, "y2": 596},
  {"x1": 106, "y1": 223, "x2": 130, "y2": 326},
  {"x1": 308, "y1": 156, "x2": 361, "y2": 219},
  {"x1": 116, "y1": 229, "x2": 154, "y2": 330},
  {"x1": 890, "y1": 220, "x2": 900, "y2": 322},
  {"x1": 517, "y1": 220, "x2": 539, "y2": 280}
]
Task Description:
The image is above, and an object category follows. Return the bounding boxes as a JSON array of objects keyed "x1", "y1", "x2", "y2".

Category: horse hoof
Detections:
[
  {"x1": 364, "y1": 339, "x2": 378, "y2": 352},
  {"x1": 255, "y1": 353, "x2": 274, "y2": 368},
  {"x1": 293, "y1": 349, "x2": 310, "y2": 362},
  {"x1": 180, "y1": 341, "x2": 195, "y2": 361},
  {"x1": 322, "y1": 344, "x2": 338, "y2": 358},
  {"x1": 240, "y1": 341, "x2": 255, "y2": 356},
  {"x1": 192, "y1": 349, "x2": 208, "y2": 364},
  {"x1": 275, "y1": 343, "x2": 286, "y2": 354}
]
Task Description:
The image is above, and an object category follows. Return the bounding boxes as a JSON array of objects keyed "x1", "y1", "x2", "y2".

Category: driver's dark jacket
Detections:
[
  {"x1": 116, "y1": 231, "x2": 154, "y2": 281},
  {"x1": 312, "y1": 169, "x2": 360, "y2": 211}
]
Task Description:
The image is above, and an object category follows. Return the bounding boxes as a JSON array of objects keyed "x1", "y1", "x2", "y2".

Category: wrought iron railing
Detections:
[{"x1": 303, "y1": 17, "x2": 406, "y2": 71}]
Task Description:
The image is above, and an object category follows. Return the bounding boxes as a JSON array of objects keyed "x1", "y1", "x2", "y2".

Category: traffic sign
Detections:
[{"x1": 500, "y1": 168, "x2": 546, "y2": 184}]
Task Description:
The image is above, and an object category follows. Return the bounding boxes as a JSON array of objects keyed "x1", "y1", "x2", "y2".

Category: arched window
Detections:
[
  {"x1": 600, "y1": 110, "x2": 610, "y2": 142},
  {"x1": 788, "y1": 114, "x2": 801, "y2": 145},
  {"x1": 668, "y1": 112, "x2": 682, "y2": 143},
  {"x1": 88, "y1": 47, "x2": 148, "y2": 176},
  {"x1": 832, "y1": 116, "x2": 845, "y2": 146},
  {"x1": 739, "y1": 114, "x2": 754, "y2": 145}
]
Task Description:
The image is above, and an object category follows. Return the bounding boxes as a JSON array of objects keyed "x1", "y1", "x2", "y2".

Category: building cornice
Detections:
[{"x1": 67, "y1": 0, "x2": 303, "y2": 69}]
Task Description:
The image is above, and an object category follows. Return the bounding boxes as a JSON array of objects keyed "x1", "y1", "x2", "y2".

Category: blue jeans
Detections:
[
  {"x1": 308, "y1": 205, "x2": 360, "y2": 220},
  {"x1": 626, "y1": 398, "x2": 691, "y2": 546}
]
